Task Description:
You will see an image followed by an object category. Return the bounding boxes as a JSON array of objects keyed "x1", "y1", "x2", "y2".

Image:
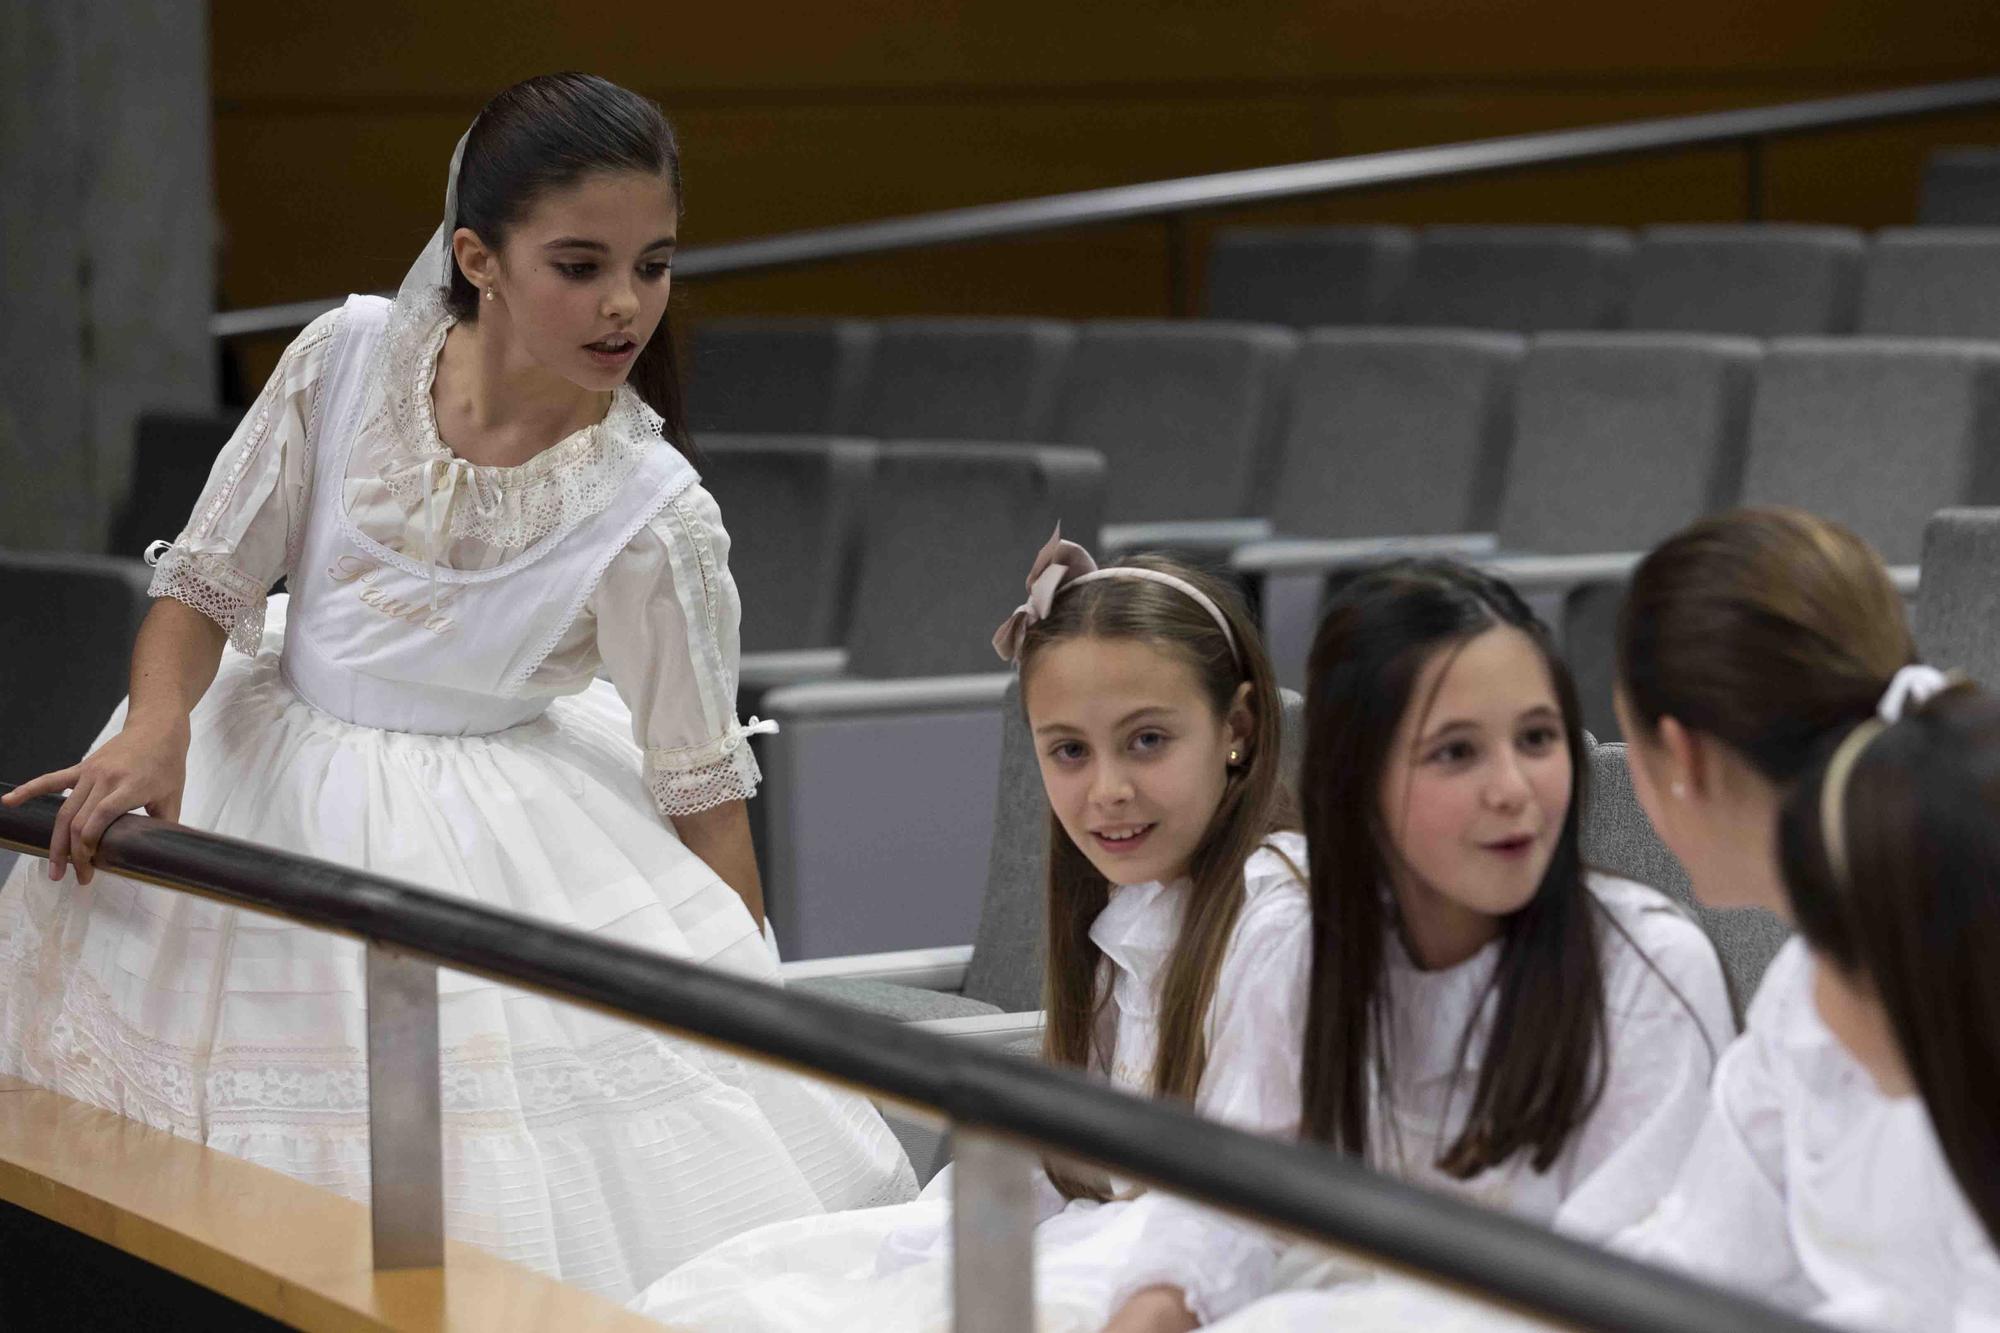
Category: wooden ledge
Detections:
[{"x1": 0, "y1": 1076, "x2": 676, "y2": 1332}]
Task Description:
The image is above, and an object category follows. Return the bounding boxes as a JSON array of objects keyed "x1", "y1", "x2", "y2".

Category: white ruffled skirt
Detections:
[{"x1": 0, "y1": 602, "x2": 914, "y2": 1301}]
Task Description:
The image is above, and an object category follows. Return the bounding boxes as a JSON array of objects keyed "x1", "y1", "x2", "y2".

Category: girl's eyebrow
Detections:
[
  {"x1": 541, "y1": 235, "x2": 678, "y2": 252},
  {"x1": 1033, "y1": 704, "x2": 1176, "y2": 738}
]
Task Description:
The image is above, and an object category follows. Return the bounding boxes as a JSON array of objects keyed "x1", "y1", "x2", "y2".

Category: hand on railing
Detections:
[{"x1": 1, "y1": 716, "x2": 189, "y2": 886}]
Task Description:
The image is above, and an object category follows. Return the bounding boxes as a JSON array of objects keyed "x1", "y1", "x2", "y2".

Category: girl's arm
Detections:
[
  {"x1": 671, "y1": 798, "x2": 765, "y2": 927},
  {"x1": 2, "y1": 598, "x2": 224, "y2": 883},
  {"x1": 1102, "y1": 1286, "x2": 1198, "y2": 1333}
]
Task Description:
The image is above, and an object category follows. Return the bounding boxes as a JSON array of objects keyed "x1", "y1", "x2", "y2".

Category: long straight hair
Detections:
[
  {"x1": 1018, "y1": 555, "x2": 1297, "y2": 1201},
  {"x1": 1779, "y1": 683, "x2": 2000, "y2": 1247},
  {"x1": 444, "y1": 72, "x2": 695, "y2": 461},
  {"x1": 1299, "y1": 559, "x2": 1606, "y2": 1177}
]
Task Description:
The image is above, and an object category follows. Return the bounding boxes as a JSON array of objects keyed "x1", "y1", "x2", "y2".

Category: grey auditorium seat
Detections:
[
  {"x1": 1626, "y1": 225, "x2": 1863, "y2": 337},
  {"x1": 1919, "y1": 149, "x2": 2000, "y2": 226},
  {"x1": 1915, "y1": 508, "x2": 2000, "y2": 686},
  {"x1": 1400, "y1": 226, "x2": 1633, "y2": 332},
  {"x1": 1857, "y1": 230, "x2": 2000, "y2": 340},
  {"x1": 1203, "y1": 226, "x2": 1414, "y2": 327},
  {"x1": 844, "y1": 319, "x2": 1075, "y2": 442},
  {"x1": 685, "y1": 318, "x2": 874, "y2": 436},
  {"x1": 699, "y1": 436, "x2": 875, "y2": 653},
  {"x1": 1737, "y1": 339, "x2": 2000, "y2": 567},
  {"x1": 111, "y1": 411, "x2": 245, "y2": 561}
]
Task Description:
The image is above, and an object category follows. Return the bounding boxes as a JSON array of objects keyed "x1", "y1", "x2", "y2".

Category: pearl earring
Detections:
[
  {"x1": 1671, "y1": 780, "x2": 1688, "y2": 799},
  {"x1": 1228, "y1": 749, "x2": 1241, "y2": 765},
  {"x1": 484, "y1": 287, "x2": 496, "y2": 302}
]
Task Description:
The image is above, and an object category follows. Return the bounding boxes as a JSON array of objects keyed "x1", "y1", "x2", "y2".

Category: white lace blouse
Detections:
[{"x1": 145, "y1": 307, "x2": 764, "y2": 818}]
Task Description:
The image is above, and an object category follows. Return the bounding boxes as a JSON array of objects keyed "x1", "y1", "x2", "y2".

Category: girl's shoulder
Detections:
[
  {"x1": 1583, "y1": 872, "x2": 1733, "y2": 1034},
  {"x1": 1235, "y1": 832, "x2": 1311, "y2": 933}
]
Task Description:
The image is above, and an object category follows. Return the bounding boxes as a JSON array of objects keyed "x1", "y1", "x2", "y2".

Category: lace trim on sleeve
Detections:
[
  {"x1": 144, "y1": 542, "x2": 268, "y2": 656},
  {"x1": 645, "y1": 717, "x2": 777, "y2": 817}
]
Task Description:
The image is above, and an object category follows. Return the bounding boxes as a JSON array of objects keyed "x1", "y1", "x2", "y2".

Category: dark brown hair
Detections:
[
  {"x1": 1299, "y1": 559, "x2": 1606, "y2": 1177},
  {"x1": 1778, "y1": 682, "x2": 2000, "y2": 1246},
  {"x1": 1018, "y1": 555, "x2": 1298, "y2": 1201},
  {"x1": 446, "y1": 72, "x2": 694, "y2": 460},
  {"x1": 1618, "y1": 507, "x2": 1914, "y2": 784}
]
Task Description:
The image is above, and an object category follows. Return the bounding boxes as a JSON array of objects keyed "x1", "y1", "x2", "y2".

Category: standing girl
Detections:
[
  {"x1": 0, "y1": 73, "x2": 911, "y2": 1300},
  {"x1": 1211, "y1": 559, "x2": 1732, "y2": 1332},
  {"x1": 1608, "y1": 506, "x2": 2000, "y2": 1324},
  {"x1": 633, "y1": 532, "x2": 1311, "y2": 1333}
]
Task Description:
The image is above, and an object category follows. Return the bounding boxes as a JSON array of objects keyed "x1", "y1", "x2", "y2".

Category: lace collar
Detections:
[{"x1": 363, "y1": 291, "x2": 665, "y2": 553}]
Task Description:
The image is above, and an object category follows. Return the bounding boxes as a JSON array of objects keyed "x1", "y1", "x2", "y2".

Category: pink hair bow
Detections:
[{"x1": 992, "y1": 525, "x2": 1099, "y2": 664}]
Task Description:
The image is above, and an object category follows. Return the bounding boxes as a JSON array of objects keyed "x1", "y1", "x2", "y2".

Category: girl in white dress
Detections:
[
  {"x1": 633, "y1": 533, "x2": 1312, "y2": 1332},
  {"x1": 1206, "y1": 559, "x2": 1732, "y2": 1331},
  {"x1": 1608, "y1": 507, "x2": 2000, "y2": 1327},
  {"x1": 0, "y1": 73, "x2": 911, "y2": 1301}
]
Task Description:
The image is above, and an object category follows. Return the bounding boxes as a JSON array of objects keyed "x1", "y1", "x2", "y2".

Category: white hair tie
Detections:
[
  {"x1": 1876, "y1": 663, "x2": 1950, "y2": 722},
  {"x1": 1821, "y1": 663, "x2": 1954, "y2": 889}
]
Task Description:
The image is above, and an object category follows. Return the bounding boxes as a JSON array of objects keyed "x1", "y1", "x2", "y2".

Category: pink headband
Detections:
[{"x1": 990, "y1": 525, "x2": 1242, "y2": 668}]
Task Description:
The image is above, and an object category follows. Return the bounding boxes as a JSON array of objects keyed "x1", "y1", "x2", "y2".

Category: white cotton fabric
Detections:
[
  {"x1": 630, "y1": 833, "x2": 1315, "y2": 1331},
  {"x1": 0, "y1": 294, "x2": 916, "y2": 1302},
  {"x1": 1613, "y1": 939, "x2": 2000, "y2": 1330},
  {"x1": 1206, "y1": 873, "x2": 1735, "y2": 1331}
]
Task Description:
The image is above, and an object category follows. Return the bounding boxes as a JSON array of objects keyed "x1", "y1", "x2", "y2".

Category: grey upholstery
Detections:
[
  {"x1": 1562, "y1": 581, "x2": 1625, "y2": 742},
  {"x1": 1915, "y1": 507, "x2": 2000, "y2": 686},
  {"x1": 1203, "y1": 226, "x2": 1414, "y2": 326},
  {"x1": 1919, "y1": 149, "x2": 2000, "y2": 225},
  {"x1": 1626, "y1": 225, "x2": 1863, "y2": 337},
  {"x1": 700, "y1": 436, "x2": 875, "y2": 652},
  {"x1": 110, "y1": 412, "x2": 243, "y2": 560},
  {"x1": 1494, "y1": 334, "x2": 1758, "y2": 555},
  {"x1": 1857, "y1": 229, "x2": 2000, "y2": 339},
  {"x1": 1270, "y1": 330, "x2": 1522, "y2": 539},
  {"x1": 787, "y1": 976, "x2": 1000, "y2": 1021},
  {"x1": 1050, "y1": 321, "x2": 1297, "y2": 524},
  {"x1": 1738, "y1": 339, "x2": 2000, "y2": 564},
  {"x1": 846, "y1": 319, "x2": 1075, "y2": 442},
  {"x1": 1401, "y1": 226, "x2": 1633, "y2": 332},
  {"x1": 0, "y1": 552, "x2": 155, "y2": 782},
  {"x1": 1581, "y1": 737, "x2": 1789, "y2": 1018},
  {"x1": 685, "y1": 318, "x2": 874, "y2": 435},
  {"x1": 844, "y1": 443, "x2": 1106, "y2": 678}
]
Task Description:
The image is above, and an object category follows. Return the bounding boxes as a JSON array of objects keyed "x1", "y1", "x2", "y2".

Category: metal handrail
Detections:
[
  {"x1": 210, "y1": 73, "x2": 2000, "y2": 340},
  {"x1": 0, "y1": 782, "x2": 1818, "y2": 1333}
]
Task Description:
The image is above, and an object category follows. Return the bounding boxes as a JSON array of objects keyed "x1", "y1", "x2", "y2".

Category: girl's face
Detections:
[
  {"x1": 1026, "y1": 635, "x2": 1252, "y2": 888},
  {"x1": 1379, "y1": 625, "x2": 1572, "y2": 969},
  {"x1": 461, "y1": 168, "x2": 678, "y2": 392},
  {"x1": 1811, "y1": 954, "x2": 1915, "y2": 1098}
]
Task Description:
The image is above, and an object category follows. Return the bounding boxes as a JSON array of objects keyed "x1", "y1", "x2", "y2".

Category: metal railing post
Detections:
[
  {"x1": 365, "y1": 944, "x2": 445, "y2": 1269},
  {"x1": 950, "y1": 1128, "x2": 1037, "y2": 1333}
]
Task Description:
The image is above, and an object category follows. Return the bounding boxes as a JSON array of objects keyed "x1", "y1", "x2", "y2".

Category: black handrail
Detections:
[
  {"x1": 0, "y1": 783, "x2": 1817, "y2": 1333},
  {"x1": 210, "y1": 73, "x2": 2000, "y2": 340}
]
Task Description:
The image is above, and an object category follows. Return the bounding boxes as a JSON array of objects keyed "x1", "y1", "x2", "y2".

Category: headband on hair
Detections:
[
  {"x1": 1819, "y1": 663, "x2": 1953, "y2": 889},
  {"x1": 990, "y1": 526, "x2": 1241, "y2": 669}
]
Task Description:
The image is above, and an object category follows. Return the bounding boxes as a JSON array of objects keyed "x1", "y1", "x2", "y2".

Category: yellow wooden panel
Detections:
[{"x1": 0, "y1": 1077, "x2": 676, "y2": 1333}]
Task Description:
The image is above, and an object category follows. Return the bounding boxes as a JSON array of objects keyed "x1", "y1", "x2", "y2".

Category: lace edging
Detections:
[
  {"x1": 145, "y1": 544, "x2": 267, "y2": 656},
  {"x1": 647, "y1": 727, "x2": 769, "y2": 817}
]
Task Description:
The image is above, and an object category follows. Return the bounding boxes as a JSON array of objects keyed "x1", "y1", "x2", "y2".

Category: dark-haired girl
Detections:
[
  {"x1": 0, "y1": 74, "x2": 913, "y2": 1298},
  {"x1": 1210, "y1": 560, "x2": 1730, "y2": 1331}
]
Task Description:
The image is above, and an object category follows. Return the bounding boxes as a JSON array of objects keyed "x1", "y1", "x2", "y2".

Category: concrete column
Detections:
[{"x1": 0, "y1": 1, "x2": 214, "y2": 554}]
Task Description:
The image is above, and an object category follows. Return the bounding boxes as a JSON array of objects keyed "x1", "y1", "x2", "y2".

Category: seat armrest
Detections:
[
  {"x1": 909, "y1": 1010, "x2": 1046, "y2": 1049},
  {"x1": 1232, "y1": 532, "x2": 1497, "y2": 576},
  {"x1": 739, "y1": 648, "x2": 850, "y2": 694},
  {"x1": 1101, "y1": 518, "x2": 1273, "y2": 558},
  {"x1": 780, "y1": 945, "x2": 974, "y2": 992},
  {"x1": 1889, "y1": 564, "x2": 1920, "y2": 597},
  {"x1": 1476, "y1": 551, "x2": 1646, "y2": 593}
]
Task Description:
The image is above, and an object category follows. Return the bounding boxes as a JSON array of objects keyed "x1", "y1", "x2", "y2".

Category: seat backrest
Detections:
[
  {"x1": 1739, "y1": 339, "x2": 2000, "y2": 565},
  {"x1": 684, "y1": 318, "x2": 874, "y2": 436},
  {"x1": 1581, "y1": 737, "x2": 1790, "y2": 1017},
  {"x1": 1494, "y1": 333, "x2": 1758, "y2": 555},
  {"x1": 1203, "y1": 226, "x2": 1414, "y2": 326},
  {"x1": 0, "y1": 552, "x2": 155, "y2": 781},
  {"x1": 1857, "y1": 229, "x2": 2000, "y2": 340},
  {"x1": 110, "y1": 412, "x2": 244, "y2": 559},
  {"x1": 842, "y1": 443, "x2": 1106, "y2": 678},
  {"x1": 698, "y1": 436, "x2": 876, "y2": 652},
  {"x1": 1915, "y1": 507, "x2": 2000, "y2": 686},
  {"x1": 1919, "y1": 149, "x2": 2000, "y2": 226},
  {"x1": 1272, "y1": 330, "x2": 1523, "y2": 539},
  {"x1": 845, "y1": 319, "x2": 1075, "y2": 442},
  {"x1": 1626, "y1": 224, "x2": 1863, "y2": 337},
  {"x1": 1050, "y1": 321, "x2": 1297, "y2": 524},
  {"x1": 962, "y1": 684, "x2": 1307, "y2": 1012},
  {"x1": 1400, "y1": 226, "x2": 1633, "y2": 332}
]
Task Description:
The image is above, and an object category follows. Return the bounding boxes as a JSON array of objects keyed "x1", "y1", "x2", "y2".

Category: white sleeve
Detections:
[
  {"x1": 590, "y1": 483, "x2": 768, "y2": 818},
  {"x1": 1550, "y1": 907, "x2": 1735, "y2": 1240},
  {"x1": 1610, "y1": 941, "x2": 1818, "y2": 1309},
  {"x1": 146, "y1": 310, "x2": 338, "y2": 654},
  {"x1": 1058, "y1": 879, "x2": 1313, "y2": 1324}
]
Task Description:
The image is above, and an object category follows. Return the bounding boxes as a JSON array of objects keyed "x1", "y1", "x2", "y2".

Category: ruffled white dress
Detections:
[
  {"x1": 630, "y1": 833, "x2": 1314, "y2": 1331},
  {"x1": 1206, "y1": 873, "x2": 1735, "y2": 1331},
  {"x1": 0, "y1": 293, "x2": 914, "y2": 1301}
]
